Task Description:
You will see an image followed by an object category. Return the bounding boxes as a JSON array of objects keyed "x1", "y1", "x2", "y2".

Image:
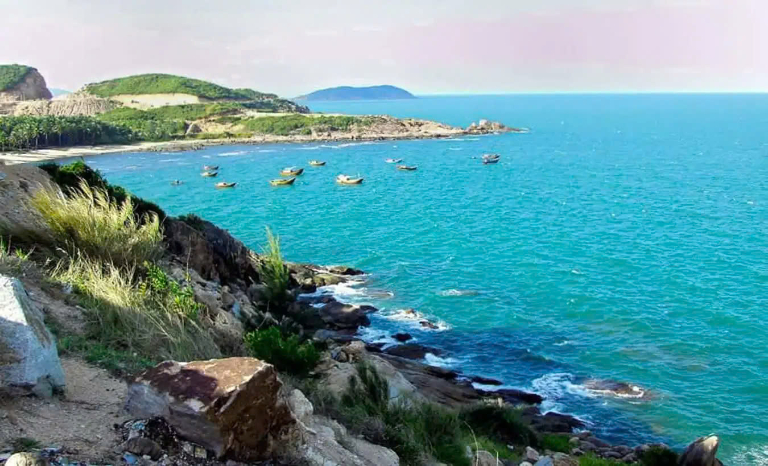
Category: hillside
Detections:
[
  {"x1": 0, "y1": 64, "x2": 52, "y2": 101},
  {"x1": 297, "y1": 85, "x2": 416, "y2": 101},
  {"x1": 84, "y1": 73, "x2": 274, "y2": 101}
]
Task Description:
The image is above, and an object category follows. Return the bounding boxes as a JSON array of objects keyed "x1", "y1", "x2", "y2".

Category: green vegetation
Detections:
[
  {"x1": 244, "y1": 326, "x2": 320, "y2": 376},
  {"x1": 242, "y1": 114, "x2": 370, "y2": 136},
  {"x1": 307, "y1": 363, "x2": 537, "y2": 466},
  {"x1": 0, "y1": 64, "x2": 32, "y2": 91},
  {"x1": 38, "y1": 160, "x2": 165, "y2": 220},
  {"x1": 541, "y1": 433, "x2": 572, "y2": 453},
  {"x1": 96, "y1": 107, "x2": 186, "y2": 140},
  {"x1": 11, "y1": 437, "x2": 41, "y2": 453},
  {"x1": 0, "y1": 115, "x2": 135, "y2": 151},
  {"x1": 640, "y1": 446, "x2": 679, "y2": 466},
  {"x1": 257, "y1": 227, "x2": 290, "y2": 305},
  {"x1": 578, "y1": 453, "x2": 627, "y2": 466},
  {"x1": 57, "y1": 334, "x2": 156, "y2": 376},
  {"x1": 30, "y1": 180, "x2": 163, "y2": 267},
  {"x1": 84, "y1": 73, "x2": 263, "y2": 100}
]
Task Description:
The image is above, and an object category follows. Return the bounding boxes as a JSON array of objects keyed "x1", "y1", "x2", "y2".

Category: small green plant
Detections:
[
  {"x1": 640, "y1": 445, "x2": 679, "y2": 466},
  {"x1": 578, "y1": 453, "x2": 626, "y2": 466},
  {"x1": 244, "y1": 326, "x2": 320, "y2": 376},
  {"x1": 11, "y1": 437, "x2": 41, "y2": 452},
  {"x1": 141, "y1": 262, "x2": 203, "y2": 319},
  {"x1": 57, "y1": 334, "x2": 156, "y2": 376},
  {"x1": 541, "y1": 433, "x2": 572, "y2": 453},
  {"x1": 459, "y1": 403, "x2": 538, "y2": 448},
  {"x1": 257, "y1": 227, "x2": 290, "y2": 305}
]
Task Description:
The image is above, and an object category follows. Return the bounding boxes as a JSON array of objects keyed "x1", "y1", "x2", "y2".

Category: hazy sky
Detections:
[{"x1": 1, "y1": 0, "x2": 765, "y2": 96}]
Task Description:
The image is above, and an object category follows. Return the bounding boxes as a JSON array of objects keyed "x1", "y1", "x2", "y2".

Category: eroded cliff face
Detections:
[
  {"x1": 0, "y1": 68, "x2": 52, "y2": 102},
  {"x1": 12, "y1": 93, "x2": 118, "y2": 116}
]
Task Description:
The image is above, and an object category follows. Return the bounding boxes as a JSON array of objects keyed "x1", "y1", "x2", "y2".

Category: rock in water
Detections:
[
  {"x1": 0, "y1": 275, "x2": 65, "y2": 396},
  {"x1": 124, "y1": 357, "x2": 295, "y2": 461},
  {"x1": 318, "y1": 301, "x2": 376, "y2": 329},
  {"x1": 679, "y1": 435, "x2": 721, "y2": 466}
]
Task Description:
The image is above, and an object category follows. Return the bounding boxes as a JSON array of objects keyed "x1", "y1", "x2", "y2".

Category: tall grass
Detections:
[
  {"x1": 53, "y1": 255, "x2": 220, "y2": 361},
  {"x1": 30, "y1": 181, "x2": 162, "y2": 267},
  {"x1": 258, "y1": 227, "x2": 290, "y2": 304}
]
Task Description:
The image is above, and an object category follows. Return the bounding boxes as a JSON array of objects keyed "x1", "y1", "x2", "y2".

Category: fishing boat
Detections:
[
  {"x1": 215, "y1": 182, "x2": 237, "y2": 188},
  {"x1": 270, "y1": 177, "x2": 296, "y2": 186},
  {"x1": 203, "y1": 165, "x2": 219, "y2": 171},
  {"x1": 170, "y1": 180, "x2": 183, "y2": 186},
  {"x1": 396, "y1": 165, "x2": 418, "y2": 171},
  {"x1": 482, "y1": 153, "x2": 500, "y2": 160},
  {"x1": 385, "y1": 158, "x2": 403, "y2": 163},
  {"x1": 336, "y1": 174, "x2": 364, "y2": 185},
  {"x1": 201, "y1": 171, "x2": 218, "y2": 177},
  {"x1": 309, "y1": 160, "x2": 326, "y2": 166},
  {"x1": 482, "y1": 158, "x2": 499, "y2": 164},
  {"x1": 280, "y1": 167, "x2": 304, "y2": 176}
]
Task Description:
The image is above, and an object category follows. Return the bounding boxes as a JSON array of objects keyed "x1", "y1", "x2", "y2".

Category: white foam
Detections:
[
  {"x1": 424, "y1": 353, "x2": 457, "y2": 368},
  {"x1": 531, "y1": 372, "x2": 591, "y2": 412},
  {"x1": 571, "y1": 269, "x2": 584, "y2": 275},
  {"x1": 448, "y1": 147, "x2": 463, "y2": 151},
  {"x1": 159, "y1": 158, "x2": 181, "y2": 162},
  {"x1": 438, "y1": 289, "x2": 479, "y2": 297},
  {"x1": 218, "y1": 150, "x2": 247, "y2": 156},
  {"x1": 385, "y1": 308, "x2": 451, "y2": 331},
  {"x1": 259, "y1": 149, "x2": 277, "y2": 153},
  {"x1": 553, "y1": 340, "x2": 571, "y2": 346},
  {"x1": 299, "y1": 145, "x2": 322, "y2": 150}
]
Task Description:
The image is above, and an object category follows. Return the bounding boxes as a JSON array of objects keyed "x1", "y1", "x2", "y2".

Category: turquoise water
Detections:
[{"x1": 80, "y1": 94, "x2": 767, "y2": 464}]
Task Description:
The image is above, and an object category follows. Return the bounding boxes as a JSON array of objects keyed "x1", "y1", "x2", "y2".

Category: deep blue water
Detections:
[{"x1": 78, "y1": 94, "x2": 768, "y2": 464}]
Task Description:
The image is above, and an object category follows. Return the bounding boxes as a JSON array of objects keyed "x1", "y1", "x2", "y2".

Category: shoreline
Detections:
[{"x1": 0, "y1": 126, "x2": 521, "y2": 166}]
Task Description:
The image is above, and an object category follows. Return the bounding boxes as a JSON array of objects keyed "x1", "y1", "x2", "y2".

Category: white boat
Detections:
[{"x1": 385, "y1": 158, "x2": 403, "y2": 163}]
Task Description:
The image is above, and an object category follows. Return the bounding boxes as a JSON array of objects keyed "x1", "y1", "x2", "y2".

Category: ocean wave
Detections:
[
  {"x1": 424, "y1": 353, "x2": 458, "y2": 368},
  {"x1": 218, "y1": 150, "x2": 247, "y2": 156},
  {"x1": 298, "y1": 145, "x2": 322, "y2": 150},
  {"x1": 385, "y1": 308, "x2": 451, "y2": 331},
  {"x1": 553, "y1": 340, "x2": 571, "y2": 346},
  {"x1": 331, "y1": 141, "x2": 379, "y2": 149},
  {"x1": 531, "y1": 372, "x2": 589, "y2": 412},
  {"x1": 159, "y1": 158, "x2": 182, "y2": 162},
  {"x1": 259, "y1": 149, "x2": 278, "y2": 153},
  {"x1": 448, "y1": 147, "x2": 463, "y2": 151},
  {"x1": 438, "y1": 289, "x2": 480, "y2": 297},
  {"x1": 437, "y1": 138, "x2": 465, "y2": 142}
]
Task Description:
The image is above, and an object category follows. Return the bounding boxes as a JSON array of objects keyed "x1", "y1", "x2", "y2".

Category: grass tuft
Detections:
[
  {"x1": 244, "y1": 326, "x2": 320, "y2": 376},
  {"x1": 541, "y1": 433, "x2": 572, "y2": 453},
  {"x1": 578, "y1": 453, "x2": 627, "y2": 466},
  {"x1": 257, "y1": 227, "x2": 290, "y2": 305},
  {"x1": 11, "y1": 437, "x2": 41, "y2": 453},
  {"x1": 459, "y1": 403, "x2": 539, "y2": 449}
]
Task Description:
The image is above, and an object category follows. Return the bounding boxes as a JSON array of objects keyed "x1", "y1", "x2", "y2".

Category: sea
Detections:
[{"x1": 74, "y1": 94, "x2": 768, "y2": 464}]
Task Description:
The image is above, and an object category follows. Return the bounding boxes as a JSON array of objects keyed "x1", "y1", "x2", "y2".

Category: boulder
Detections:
[
  {"x1": 469, "y1": 375, "x2": 503, "y2": 386},
  {"x1": 318, "y1": 354, "x2": 421, "y2": 403},
  {"x1": 526, "y1": 446, "x2": 541, "y2": 462},
  {"x1": 477, "y1": 388, "x2": 543, "y2": 405},
  {"x1": 4, "y1": 452, "x2": 48, "y2": 466},
  {"x1": 551, "y1": 452, "x2": 577, "y2": 466},
  {"x1": 0, "y1": 275, "x2": 65, "y2": 396},
  {"x1": 124, "y1": 357, "x2": 295, "y2": 461},
  {"x1": 383, "y1": 343, "x2": 443, "y2": 360},
  {"x1": 326, "y1": 265, "x2": 365, "y2": 276},
  {"x1": 534, "y1": 458, "x2": 554, "y2": 466},
  {"x1": 581, "y1": 379, "x2": 647, "y2": 399},
  {"x1": 679, "y1": 435, "x2": 721, "y2": 466},
  {"x1": 392, "y1": 332, "x2": 413, "y2": 342},
  {"x1": 521, "y1": 408, "x2": 585, "y2": 433},
  {"x1": 318, "y1": 301, "x2": 376, "y2": 329},
  {"x1": 473, "y1": 449, "x2": 500, "y2": 466},
  {"x1": 297, "y1": 415, "x2": 399, "y2": 466}
]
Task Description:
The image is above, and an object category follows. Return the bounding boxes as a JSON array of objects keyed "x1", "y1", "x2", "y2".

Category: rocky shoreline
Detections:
[
  {"x1": 0, "y1": 162, "x2": 723, "y2": 466},
  {"x1": 0, "y1": 117, "x2": 526, "y2": 165}
]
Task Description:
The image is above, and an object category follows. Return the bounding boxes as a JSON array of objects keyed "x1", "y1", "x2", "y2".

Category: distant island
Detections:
[{"x1": 296, "y1": 85, "x2": 416, "y2": 101}]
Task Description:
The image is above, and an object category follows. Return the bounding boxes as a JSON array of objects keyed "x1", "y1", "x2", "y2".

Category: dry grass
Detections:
[{"x1": 30, "y1": 181, "x2": 162, "y2": 267}]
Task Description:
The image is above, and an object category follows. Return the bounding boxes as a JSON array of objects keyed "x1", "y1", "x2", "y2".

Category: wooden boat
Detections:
[
  {"x1": 201, "y1": 171, "x2": 218, "y2": 177},
  {"x1": 385, "y1": 158, "x2": 403, "y2": 163},
  {"x1": 215, "y1": 182, "x2": 237, "y2": 188},
  {"x1": 280, "y1": 167, "x2": 304, "y2": 176},
  {"x1": 336, "y1": 174, "x2": 364, "y2": 185},
  {"x1": 270, "y1": 177, "x2": 296, "y2": 186},
  {"x1": 396, "y1": 165, "x2": 418, "y2": 171},
  {"x1": 482, "y1": 158, "x2": 499, "y2": 164},
  {"x1": 309, "y1": 160, "x2": 326, "y2": 166},
  {"x1": 203, "y1": 165, "x2": 219, "y2": 171},
  {"x1": 170, "y1": 180, "x2": 183, "y2": 186}
]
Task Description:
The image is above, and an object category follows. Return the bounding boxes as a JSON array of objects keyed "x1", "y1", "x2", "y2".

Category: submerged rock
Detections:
[
  {"x1": 0, "y1": 275, "x2": 65, "y2": 397},
  {"x1": 124, "y1": 357, "x2": 295, "y2": 461},
  {"x1": 383, "y1": 343, "x2": 443, "y2": 360},
  {"x1": 392, "y1": 332, "x2": 413, "y2": 342},
  {"x1": 581, "y1": 378, "x2": 648, "y2": 399},
  {"x1": 477, "y1": 388, "x2": 543, "y2": 405}
]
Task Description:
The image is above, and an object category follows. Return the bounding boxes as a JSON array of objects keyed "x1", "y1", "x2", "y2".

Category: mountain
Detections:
[
  {"x1": 296, "y1": 85, "x2": 416, "y2": 101},
  {"x1": 0, "y1": 64, "x2": 52, "y2": 101}
]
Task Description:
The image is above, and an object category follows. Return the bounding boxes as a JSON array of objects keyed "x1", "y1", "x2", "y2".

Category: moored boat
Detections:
[
  {"x1": 482, "y1": 158, "x2": 499, "y2": 164},
  {"x1": 482, "y1": 153, "x2": 500, "y2": 160},
  {"x1": 203, "y1": 165, "x2": 219, "y2": 171},
  {"x1": 385, "y1": 158, "x2": 403, "y2": 163},
  {"x1": 215, "y1": 182, "x2": 237, "y2": 188},
  {"x1": 336, "y1": 174, "x2": 364, "y2": 185},
  {"x1": 170, "y1": 180, "x2": 183, "y2": 186},
  {"x1": 270, "y1": 177, "x2": 296, "y2": 186},
  {"x1": 280, "y1": 167, "x2": 304, "y2": 176},
  {"x1": 201, "y1": 171, "x2": 218, "y2": 177},
  {"x1": 309, "y1": 160, "x2": 326, "y2": 166},
  {"x1": 396, "y1": 165, "x2": 418, "y2": 171}
]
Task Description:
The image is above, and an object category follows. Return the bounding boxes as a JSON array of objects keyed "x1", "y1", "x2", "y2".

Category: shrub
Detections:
[
  {"x1": 53, "y1": 255, "x2": 220, "y2": 363},
  {"x1": 459, "y1": 403, "x2": 538, "y2": 448},
  {"x1": 578, "y1": 453, "x2": 626, "y2": 466},
  {"x1": 244, "y1": 326, "x2": 320, "y2": 376},
  {"x1": 30, "y1": 181, "x2": 162, "y2": 267},
  {"x1": 140, "y1": 261, "x2": 204, "y2": 319},
  {"x1": 541, "y1": 433, "x2": 572, "y2": 453},
  {"x1": 640, "y1": 445, "x2": 679, "y2": 466},
  {"x1": 257, "y1": 227, "x2": 290, "y2": 305}
]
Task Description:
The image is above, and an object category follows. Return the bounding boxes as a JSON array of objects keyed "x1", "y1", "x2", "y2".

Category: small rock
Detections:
[
  {"x1": 579, "y1": 442, "x2": 596, "y2": 452},
  {"x1": 473, "y1": 449, "x2": 499, "y2": 466},
  {"x1": 534, "y1": 457, "x2": 554, "y2": 466},
  {"x1": 551, "y1": 452, "x2": 578, "y2": 466},
  {"x1": 622, "y1": 453, "x2": 638, "y2": 463},
  {"x1": 520, "y1": 463, "x2": 533, "y2": 466},
  {"x1": 342, "y1": 340, "x2": 366, "y2": 360},
  {"x1": 419, "y1": 320, "x2": 439, "y2": 329},
  {"x1": 587, "y1": 437, "x2": 610, "y2": 448},
  {"x1": 384, "y1": 343, "x2": 443, "y2": 360},
  {"x1": 569, "y1": 437, "x2": 579, "y2": 445},
  {"x1": 392, "y1": 332, "x2": 412, "y2": 342},
  {"x1": 526, "y1": 446, "x2": 541, "y2": 462},
  {"x1": 603, "y1": 451, "x2": 622, "y2": 459},
  {"x1": 469, "y1": 375, "x2": 503, "y2": 385},
  {"x1": 287, "y1": 389, "x2": 313, "y2": 422},
  {"x1": 123, "y1": 437, "x2": 163, "y2": 460},
  {"x1": 570, "y1": 448, "x2": 584, "y2": 456},
  {"x1": 576, "y1": 431, "x2": 593, "y2": 440}
]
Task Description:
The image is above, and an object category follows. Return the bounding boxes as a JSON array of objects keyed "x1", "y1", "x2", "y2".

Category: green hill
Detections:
[
  {"x1": 83, "y1": 73, "x2": 274, "y2": 101},
  {"x1": 0, "y1": 64, "x2": 33, "y2": 91},
  {"x1": 297, "y1": 85, "x2": 416, "y2": 101}
]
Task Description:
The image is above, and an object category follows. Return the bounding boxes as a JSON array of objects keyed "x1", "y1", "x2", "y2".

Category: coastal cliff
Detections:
[
  {"x1": 0, "y1": 161, "x2": 724, "y2": 465},
  {"x1": 0, "y1": 65, "x2": 52, "y2": 102}
]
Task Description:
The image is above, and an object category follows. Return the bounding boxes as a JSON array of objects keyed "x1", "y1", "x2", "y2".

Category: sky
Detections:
[{"x1": 1, "y1": 0, "x2": 766, "y2": 96}]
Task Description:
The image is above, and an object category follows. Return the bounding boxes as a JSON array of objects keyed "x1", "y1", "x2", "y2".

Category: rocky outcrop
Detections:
[
  {"x1": 0, "y1": 275, "x2": 65, "y2": 397},
  {"x1": 679, "y1": 435, "x2": 722, "y2": 466},
  {"x1": 12, "y1": 93, "x2": 118, "y2": 116},
  {"x1": 383, "y1": 343, "x2": 443, "y2": 360},
  {"x1": 318, "y1": 301, "x2": 376, "y2": 329},
  {"x1": 0, "y1": 68, "x2": 52, "y2": 102},
  {"x1": 466, "y1": 119, "x2": 528, "y2": 134},
  {"x1": 124, "y1": 357, "x2": 296, "y2": 461}
]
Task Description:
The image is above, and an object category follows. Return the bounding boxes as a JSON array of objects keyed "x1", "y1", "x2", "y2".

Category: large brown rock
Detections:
[
  {"x1": 318, "y1": 301, "x2": 376, "y2": 329},
  {"x1": 124, "y1": 357, "x2": 295, "y2": 461},
  {"x1": 679, "y1": 435, "x2": 722, "y2": 466}
]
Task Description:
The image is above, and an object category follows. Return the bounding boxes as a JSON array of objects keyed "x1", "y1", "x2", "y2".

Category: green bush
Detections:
[
  {"x1": 459, "y1": 403, "x2": 538, "y2": 448},
  {"x1": 244, "y1": 326, "x2": 320, "y2": 376},
  {"x1": 640, "y1": 445, "x2": 679, "y2": 466},
  {"x1": 141, "y1": 261, "x2": 203, "y2": 319},
  {"x1": 578, "y1": 453, "x2": 626, "y2": 466},
  {"x1": 541, "y1": 433, "x2": 571, "y2": 453},
  {"x1": 0, "y1": 64, "x2": 32, "y2": 91},
  {"x1": 241, "y1": 115, "x2": 367, "y2": 136}
]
